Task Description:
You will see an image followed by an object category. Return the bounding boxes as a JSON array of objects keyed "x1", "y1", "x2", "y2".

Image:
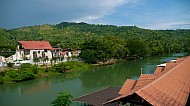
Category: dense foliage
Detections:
[
  {"x1": 0, "y1": 63, "x2": 37, "y2": 83},
  {"x1": 51, "y1": 92, "x2": 73, "y2": 106},
  {"x1": 0, "y1": 22, "x2": 190, "y2": 61},
  {"x1": 0, "y1": 62, "x2": 90, "y2": 84},
  {"x1": 52, "y1": 61, "x2": 90, "y2": 73},
  {"x1": 80, "y1": 36, "x2": 129, "y2": 63}
]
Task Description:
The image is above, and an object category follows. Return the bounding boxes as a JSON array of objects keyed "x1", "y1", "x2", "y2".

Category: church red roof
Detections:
[{"x1": 18, "y1": 41, "x2": 53, "y2": 50}]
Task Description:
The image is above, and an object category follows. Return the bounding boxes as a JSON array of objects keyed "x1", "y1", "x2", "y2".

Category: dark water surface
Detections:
[{"x1": 0, "y1": 53, "x2": 187, "y2": 106}]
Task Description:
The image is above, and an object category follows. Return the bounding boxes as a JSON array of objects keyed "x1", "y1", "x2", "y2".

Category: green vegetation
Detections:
[
  {"x1": 51, "y1": 92, "x2": 73, "y2": 106},
  {"x1": 0, "y1": 22, "x2": 190, "y2": 61},
  {"x1": 80, "y1": 36, "x2": 129, "y2": 63},
  {"x1": 52, "y1": 61, "x2": 90, "y2": 73},
  {"x1": 0, "y1": 62, "x2": 90, "y2": 84},
  {"x1": 127, "y1": 40, "x2": 148, "y2": 57}
]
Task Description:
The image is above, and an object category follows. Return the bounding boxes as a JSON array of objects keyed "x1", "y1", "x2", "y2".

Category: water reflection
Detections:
[
  {"x1": 79, "y1": 61, "x2": 142, "y2": 88},
  {"x1": 0, "y1": 77, "x2": 52, "y2": 95},
  {"x1": 21, "y1": 80, "x2": 51, "y2": 95}
]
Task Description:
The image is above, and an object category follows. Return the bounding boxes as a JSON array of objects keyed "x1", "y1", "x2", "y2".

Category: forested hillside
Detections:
[{"x1": 0, "y1": 22, "x2": 190, "y2": 60}]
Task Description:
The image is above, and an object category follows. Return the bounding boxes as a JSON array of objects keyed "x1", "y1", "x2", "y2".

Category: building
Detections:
[
  {"x1": 9, "y1": 41, "x2": 53, "y2": 62},
  {"x1": 7, "y1": 41, "x2": 82, "y2": 64},
  {"x1": 0, "y1": 56, "x2": 7, "y2": 67},
  {"x1": 72, "y1": 48, "x2": 81, "y2": 57},
  {"x1": 51, "y1": 48, "x2": 62, "y2": 58},
  {"x1": 74, "y1": 56, "x2": 190, "y2": 106}
]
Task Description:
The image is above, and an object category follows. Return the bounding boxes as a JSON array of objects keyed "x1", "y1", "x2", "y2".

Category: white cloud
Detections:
[
  {"x1": 2, "y1": 0, "x2": 188, "y2": 30},
  {"x1": 0, "y1": 0, "x2": 145, "y2": 29},
  {"x1": 30, "y1": 0, "x2": 131, "y2": 23},
  {"x1": 1, "y1": 0, "x2": 134, "y2": 28},
  {"x1": 143, "y1": 21, "x2": 190, "y2": 30}
]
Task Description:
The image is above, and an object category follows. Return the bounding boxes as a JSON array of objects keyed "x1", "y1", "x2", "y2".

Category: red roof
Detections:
[
  {"x1": 133, "y1": 74, "x2": 157, "y2": 89},
  {"x1": 60, "y1": 51, "x2": 67, "y2": 55},
  {"x1": 163, "y1": 62, "x2": 178, "y2": 72},
  {"x1": 136, "y1": 56, "x2": 190, "y2": 106},
  {"x1": 118, "y1": 79, "x2": 137, "y2": 95},
  {"x1": 51, "y1": 48, "x2": 62, "y2": 51},
  {"x1": 154, "y1": 66, "x2": 164, "y2": 75},
  {"x1": 18, "y1": 41, "x2": 53, "y2": 50},
  {"x1": 104, "y1": 56, "x2": 190, "y2": 106}
]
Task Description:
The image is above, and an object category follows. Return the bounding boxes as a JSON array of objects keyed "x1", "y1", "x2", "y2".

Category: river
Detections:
[{"x1": 0, "y1": 53, "x2": 188, "y2": 106}]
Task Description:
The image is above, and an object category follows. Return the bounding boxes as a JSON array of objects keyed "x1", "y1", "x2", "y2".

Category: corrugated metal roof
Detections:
[{"x1": 18, "y1": 41, "x2": 53, "y2": 50}]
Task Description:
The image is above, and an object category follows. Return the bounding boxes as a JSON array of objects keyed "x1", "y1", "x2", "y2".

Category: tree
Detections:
[
  {"x1": 51, "y1": 92, "x2": 73, "y2": 106},
  {"x1": 33, "y1": 58, "x2": 40, "y2": 64},
  {"x1": 41, "y1": 57, "x2": 49, "y2": 65},
  {"x1": 79, "y1": 39, "x2": 103, "y2": 63},
  {"x1": 7, "y1": 62, "x2": 14, "y2": 68},
  {"x1": 80, "y1": 36, "x2": 129, "y2": 63},
  {"x1": 127, "y1": 40, "x2": 148, "y2": 57},
  {"x1": 1, "y1": 22, "x2": 190, "y2": 59},
  {"x1": 53, "y1": 63, "x2": 66, "y2": 73}
]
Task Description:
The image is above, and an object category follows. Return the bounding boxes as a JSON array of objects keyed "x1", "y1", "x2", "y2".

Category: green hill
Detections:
[{"x1": 0, "y1": 22, "x2": 190, "y2": 57}]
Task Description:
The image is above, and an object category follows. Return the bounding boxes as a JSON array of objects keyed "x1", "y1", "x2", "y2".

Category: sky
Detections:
[{"x1": 0, "y1": 0, "x2": 190, "y2": 29}]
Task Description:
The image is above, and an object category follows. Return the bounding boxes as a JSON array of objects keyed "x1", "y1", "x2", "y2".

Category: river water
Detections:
[{"x1": 0, "y1": 53, "x2": 187, "y2": 106}]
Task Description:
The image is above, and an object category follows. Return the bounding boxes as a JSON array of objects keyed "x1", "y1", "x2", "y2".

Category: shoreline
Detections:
[
  {"x1": 1, "y1": 53, "x2": 187, "y2": 84},
  {"x1": 0, "y1": 59, "x2": 127, "y2": 84},
  {"x1": 0, "y1": 61, "x2": 90, "y2": 84}
]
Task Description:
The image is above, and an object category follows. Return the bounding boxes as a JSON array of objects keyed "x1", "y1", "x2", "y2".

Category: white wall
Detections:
[
  {"x1": 0, "y1": 56, "x2": 7, "y2": 66},
  {"x1": 29, "y1": 50, "x2": 52, "y2": 61}
]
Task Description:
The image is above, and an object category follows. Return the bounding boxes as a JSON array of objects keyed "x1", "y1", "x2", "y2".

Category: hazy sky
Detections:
[{"x1": 0, "y1": 0, "x2": 190, "y2": 29}]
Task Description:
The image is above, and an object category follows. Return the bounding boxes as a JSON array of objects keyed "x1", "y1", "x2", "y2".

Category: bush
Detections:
[
  {"x1": 0, "y1": 76, "x2": 3, "y2": 84},
  {"x1": 19, "y1": 63, "x2": 33, "y2": 70},
  {"x1": 53, "y1": 63, "x2": 66, "y2": 73},
  {"x1": 5, "y1": 68, "x2": 35, "y2": 82},
  {"x1": 17, "y1": 69, "x2": 35, "y2": 81},
  {"x1": 33, "y1": 58, "x2": 40, "y2": 63},
  {"x1": 2, "y1": 75, "x2": 12, "y2": 83},
  {"x1": 0, "y1": 71, "x2": 5, "y2": 77},
  {"x1": 51, "y1": 92, "x2": 73, "y2": 106},
  {"x1": 32, "y1": 65, "x2": 38, "y2": 74},
  {"x1": 52, "y1": 61, "x2": 90, "y2": 73},
  {"x1": 6, "y1": 69, "x2": 17, "y2": 78},
  {"x1": 7, "y1": 63, "x2": 14, "y2": 68}
]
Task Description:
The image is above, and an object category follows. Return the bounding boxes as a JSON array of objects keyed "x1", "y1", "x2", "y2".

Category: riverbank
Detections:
[
  {"x1": 0, "y1": 58, "x2": 127, "y2": 84},
  {"x1": 0, "y1": 53, "x2": 188, "y2": 106},
  {"x1": 0, "y1": 56, "x2": 163, "y2": 84},
  {"x1": 90, "y1": 59, "x2": 125, "y2": 66},
  {"x1": 0, "y1": 52, "x2": 186, "y2": 84},
  {"x1": 0, "y1": 61, "x2": 90, "y2": 84},
  {"x1": 0, "y1": 59, "x2": 126, "y2": 84}
]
